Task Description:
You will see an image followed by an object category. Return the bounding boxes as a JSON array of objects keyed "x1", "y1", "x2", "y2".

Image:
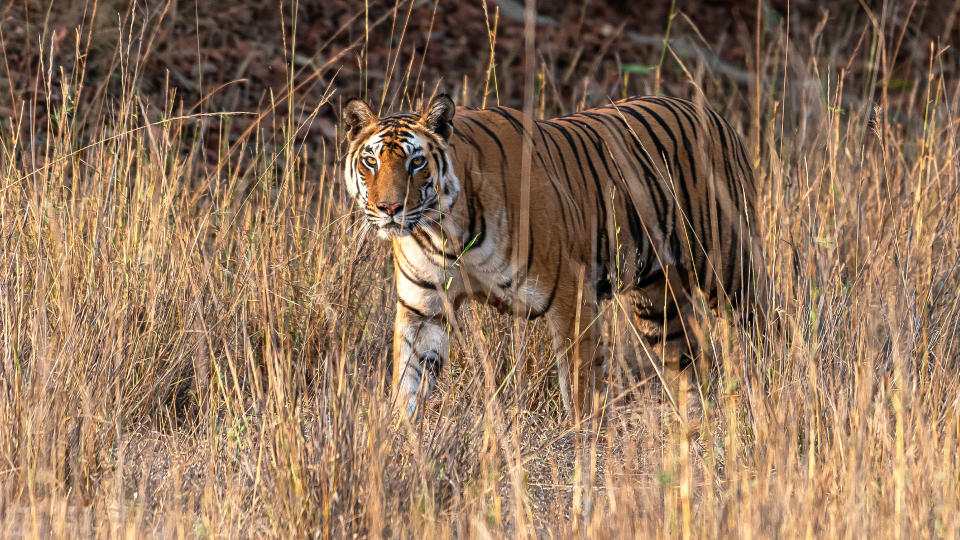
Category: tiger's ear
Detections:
[
  {"x1": 342, "y1": 98, "x2": 377, "y2": 141},
  {"x1": 420, "y1": 94, "x2": 455, "y2": 141}
]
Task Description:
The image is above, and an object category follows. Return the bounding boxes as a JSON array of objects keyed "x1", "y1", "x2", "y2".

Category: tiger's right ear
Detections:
[{"x1": 342, "y1": 98, "x2": 377, "y2": 141}]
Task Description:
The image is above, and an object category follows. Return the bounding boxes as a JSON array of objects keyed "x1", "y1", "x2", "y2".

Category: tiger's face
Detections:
[{"x1": 342, "y1": 95, "x2": 459, "y2": 239}]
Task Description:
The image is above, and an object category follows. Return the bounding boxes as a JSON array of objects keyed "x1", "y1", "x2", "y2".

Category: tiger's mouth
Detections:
[
  {"x1": 372, "y1": 203, "x2": 433, "y2": 239},
  {"x1": 375, "y1": 219, "x2": 415, "y2": 238}
]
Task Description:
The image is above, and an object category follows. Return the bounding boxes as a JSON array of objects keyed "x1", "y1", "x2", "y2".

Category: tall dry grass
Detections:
[{"x1": 1, "y1": 1, "x2": 959, "y2": 538}]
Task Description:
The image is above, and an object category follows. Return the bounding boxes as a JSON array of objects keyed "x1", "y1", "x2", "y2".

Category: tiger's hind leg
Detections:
[
  {"x1": 544, "y1": 273, "x2": 606, "y2": 422},
  {"x1": 625, "y1": 266, "x2": 703, "y2": 406}
]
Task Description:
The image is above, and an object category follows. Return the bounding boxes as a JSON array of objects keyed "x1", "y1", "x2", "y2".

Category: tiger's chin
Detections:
[{"x1": 375, "y1": 221, "x2": 416, "y2": 239}]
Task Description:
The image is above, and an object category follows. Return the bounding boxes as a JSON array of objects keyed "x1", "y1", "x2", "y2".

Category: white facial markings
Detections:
[
  {"x1": 406, "y1": 151, "x2": 427, "y2": 173},
  {"x1": 345, "y1": 123, "x2": 464, "y2": 245},
  {"x1": 401, "y1": 133, "x2": 428, "y2": 175},
  {"x1": 360, "y1": 154, "x2": 379, "y2": 172},
  {"x1": 345, "y1": 132, "x2": 385, "y2": 201}
]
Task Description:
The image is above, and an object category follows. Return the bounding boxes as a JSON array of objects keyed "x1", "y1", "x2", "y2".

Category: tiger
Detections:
[{"x1": 341, "y1": 93, "x2": 764, "y2": 419}]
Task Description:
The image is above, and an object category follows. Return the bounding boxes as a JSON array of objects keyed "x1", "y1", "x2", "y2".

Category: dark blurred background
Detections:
[{"x1": 3, "y1": 0, "x2": 957, "y2": 165}]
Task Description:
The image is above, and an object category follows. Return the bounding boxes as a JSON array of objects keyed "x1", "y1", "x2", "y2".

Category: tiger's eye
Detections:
[
  {"x1": 362, "y1": 156, "x2": 378, "y2": 169},
  {"x1": 410, "y1": 156, "x2": 426, "y2": 169}
]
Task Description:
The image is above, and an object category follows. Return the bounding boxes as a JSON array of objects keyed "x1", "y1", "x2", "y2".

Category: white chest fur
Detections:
[{"x1": 394, "y1": 206, "x2": 549, "y2": 318}]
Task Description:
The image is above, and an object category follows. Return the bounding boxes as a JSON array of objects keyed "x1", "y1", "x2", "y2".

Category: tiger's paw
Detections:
[{"x1": 399, "y1": 351, "x2": 443, "y2": 420}]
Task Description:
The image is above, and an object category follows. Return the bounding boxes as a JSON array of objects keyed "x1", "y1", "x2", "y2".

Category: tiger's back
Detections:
[{"x1": 446, "y1": 96, "x2": 761, "y2": 314}]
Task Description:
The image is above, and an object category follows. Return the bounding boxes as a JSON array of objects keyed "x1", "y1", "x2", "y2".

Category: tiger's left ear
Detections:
[{"x1": 421, "y1": 94, "x2": 455, "y2": 141}]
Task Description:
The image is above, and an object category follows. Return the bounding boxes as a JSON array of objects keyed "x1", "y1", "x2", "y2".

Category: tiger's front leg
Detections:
[{"x1": 392, "y1": 300, "x2": 448, "y2": 419}]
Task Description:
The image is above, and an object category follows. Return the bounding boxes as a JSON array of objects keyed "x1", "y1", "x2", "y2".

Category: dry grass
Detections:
[{"x1": 1, "y1": 1, "x2": 959, "y2": 538}]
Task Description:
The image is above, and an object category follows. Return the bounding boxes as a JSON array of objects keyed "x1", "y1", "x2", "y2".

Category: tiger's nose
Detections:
[{"x1": 377, "y1": 201, "x2": 404, "y2": 216}]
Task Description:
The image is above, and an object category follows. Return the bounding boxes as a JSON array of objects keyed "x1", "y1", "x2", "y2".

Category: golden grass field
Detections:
[{"x1": 1, "y1": 1, "x2": 958, "y2": 537}]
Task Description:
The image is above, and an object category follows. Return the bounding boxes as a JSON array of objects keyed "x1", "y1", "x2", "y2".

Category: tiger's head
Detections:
[{"x1": 342, "y1": 94, "x2": 460, "y2": 239}]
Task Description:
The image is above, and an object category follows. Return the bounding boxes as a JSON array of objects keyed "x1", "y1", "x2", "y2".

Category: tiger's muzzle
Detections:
[{"x1": 370, "y1": 183, "x2": 439, "y2": 238}]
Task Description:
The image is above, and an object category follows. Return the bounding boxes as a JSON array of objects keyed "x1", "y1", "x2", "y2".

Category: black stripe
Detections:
[
  {"x1": 412, "y1": 227, "x2": 460, "y2": 259},
  {"x1": 465, "y1": 190, "x2": 487, "y2": 252},
  {"x1": 565, "y1": 117, "x2": 626, "y2": 277},
  {"x1": 582, "y1": 109, "x2": 666, "y2": 271},
  {"x1": 578, "y1": 111, "x2": 652, "y2": 278},
  {"x1": 617, "y1": 104, "x2": 683, "y2": 257},
  {"x1": 525, "y1": 219, "x2": 535, "y2": 272},
  {"x1": 398, "y1": 297, "x2": 433, "y2": 319},
  {"x1": 635, "y1": 268, "x2": 664, "y2": 289},
  {"x1": 462, "y1": 117, "x2": 507, "y2": 159},
  {"x1": 395, "y1": 251, "x2": 437, "y2": 290},
  {"x1": 525, "y1": 123, "x2": 573, "y2": 240},
  {"x1": 663, "y1": 328, "x2": 687, "y2": 341},
  {"x1": 489, "y1": 106, "x2": 527, "y2": 135},
  {"x1": 706, "y1": 109, "x2": 743, "y2": 216},
  {"x1": 552, "y1": 118, "x2": 610, "y2": 278},
  {"x1": 452, "y1": 125, "x2": 482, "y2": 150},
  {"x1": 636, "y1": 103, "x2": 696, "y2": 261},
  {"x1": 538, "y1": 122, "x2": 586, "y2": 232},
  {"x1": 422, "y1": 352, "x2": 443, "y2": 379}
]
